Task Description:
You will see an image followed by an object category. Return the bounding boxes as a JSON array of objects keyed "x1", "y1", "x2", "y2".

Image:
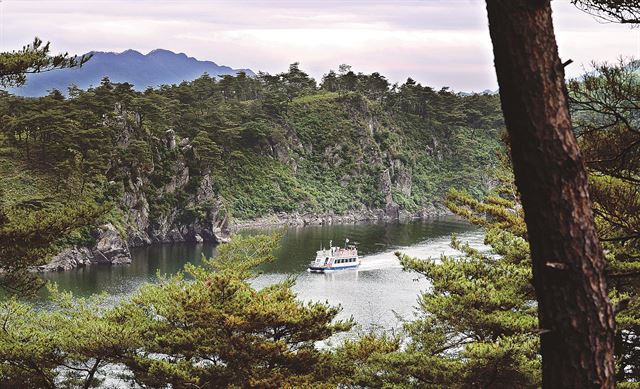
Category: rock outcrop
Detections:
[
  {"x1": 38, "y1": 223, "x2": 131, "y2": 272},
  {"x1": 42, "y1": 123, "x2": 230, "y2": 272},
  {"x1": 122, "y1": 129, "x2": 230, "y2": 247}
]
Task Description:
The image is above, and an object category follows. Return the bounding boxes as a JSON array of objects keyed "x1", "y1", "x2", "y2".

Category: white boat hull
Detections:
[{"x1": 308, "y1": 263, "x2": 360, "y2": 273}]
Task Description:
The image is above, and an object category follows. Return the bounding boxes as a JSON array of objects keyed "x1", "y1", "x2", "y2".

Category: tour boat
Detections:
[{"x1": 308, "y1": 239, "x2": 360, "y2": 273}]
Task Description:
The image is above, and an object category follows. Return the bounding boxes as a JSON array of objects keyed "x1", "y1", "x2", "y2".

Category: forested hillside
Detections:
[{"x1": 0, "y1": 64, "x2": 502, "y2": 268}]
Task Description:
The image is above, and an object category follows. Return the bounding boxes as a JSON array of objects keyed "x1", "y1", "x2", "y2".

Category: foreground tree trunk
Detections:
[{"x1": 484, "y1": 1, "x2": 615, "y2": 387}]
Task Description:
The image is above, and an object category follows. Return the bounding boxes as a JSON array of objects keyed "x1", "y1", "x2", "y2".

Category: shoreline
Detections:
[
  {"x1": 39, "y1": 205, "x2": 452, "y2": 272},
  {"x1": 230, "y1": 205, "x2": 452, "y2": 231}
]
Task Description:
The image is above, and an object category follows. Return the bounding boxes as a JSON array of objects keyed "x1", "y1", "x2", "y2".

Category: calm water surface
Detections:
[{"x1": 43, "y1": 216, "x2": 485, "y2": 330}]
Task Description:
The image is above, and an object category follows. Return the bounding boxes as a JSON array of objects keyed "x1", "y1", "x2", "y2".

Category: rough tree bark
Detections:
[{"x1": 484, "y1": 1, "x2": 615, "y2": 387}]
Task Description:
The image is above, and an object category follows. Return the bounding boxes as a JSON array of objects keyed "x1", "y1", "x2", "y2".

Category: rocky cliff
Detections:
[
  {"x1": 122, "y1": 129, "x2": 229, "y2": 247},
  {"x1": 217, "y1": 92, "x2": 494, "y2": 223},
  {"x1": 40, "y1": 114, "x2": 230, "y2": 272}
]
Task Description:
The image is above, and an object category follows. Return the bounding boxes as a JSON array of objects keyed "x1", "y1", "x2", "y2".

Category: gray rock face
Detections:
[
  {"x1": 164, "y1": 159, "x2": 189, "y2": 194},
  {"x1": 38, "y1": 223, "x2": 131, "y2": 272},
  {"x1": 166, "y1": 129, "x2": 177, "y2": 150},
  {"x1": 92, "y1": 224, "x2": 131, "y2": 264},
  {"x1": 136, "y1": 170, "x2": 230, "y2": 246},
  {"x1": 119, "y1": 126, "x2": 230, "y2": 249},
  {"x1": 43, "y1": 117, "x2": 230, "y2": 272},
  {"x1": 178, "y1": 137, "x2": 190, "y2": 148},
  {"x1": 39, "y1": 247, "x2": 93, "y2": 272},
  {"x1": 123, "y1": 175, "x2": 152, "y2": 246},
  {"x1": 378, "y1": 169, "x2": 393, "y2": 203},
  {"x1": 391, "y1": 159, "x2": 412, "y2": 197}
]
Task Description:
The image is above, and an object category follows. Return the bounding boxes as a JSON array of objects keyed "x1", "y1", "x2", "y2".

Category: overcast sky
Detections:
[{"x1": 1, "y1": 0, "x2": 639, "y2": 91}]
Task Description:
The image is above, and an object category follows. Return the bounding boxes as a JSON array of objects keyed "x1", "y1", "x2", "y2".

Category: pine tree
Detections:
[
  {"x1": 0, "y1": 37, "x2": 91, "y2": 88},
  {"x1": 0, "y1": 202, "x2": 104, "y2": 295},
  {"x1": 569, "y1": 60, "x2": 640, "y2": 384},
  {"x1": 111, "y1": 234, "x2": 352, "y2": 388},
  {"x1": 0, "y1": 39, "x2": 100, "y2": 296}
]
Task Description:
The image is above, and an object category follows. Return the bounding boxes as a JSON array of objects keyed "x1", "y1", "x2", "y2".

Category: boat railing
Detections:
[
  {"x1": 316, "y1": 248, "x2": 357, "y2": 255},
  {"x1": 334, "y1": 249, "x2": 357, "y2": 257}
]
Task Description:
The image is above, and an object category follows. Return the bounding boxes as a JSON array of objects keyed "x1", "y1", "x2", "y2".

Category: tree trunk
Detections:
[
  {"x1": 484, "y1": 1, "x2": 615, "y2": 387},
  {"x1": 25, "y1": 131, "x2": 30, "y2": 161},
  {"x1": 82, "y1": 358, "x2": 101, "y2": 389},
  {"x1": 614, "y1": 328, "x2": 625, "y2": 382}
]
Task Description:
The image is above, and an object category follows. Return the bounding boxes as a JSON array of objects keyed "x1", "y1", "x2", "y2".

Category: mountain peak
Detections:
[
  {"x1": 11, "y1": 49, "x2": 255, "y2": 97},
  {"x1": 120, "y1": 49, "x2": 144, "y2": 56},
  {"x1": 147, "y1": 48, "x2": 182, "y2": 56}
]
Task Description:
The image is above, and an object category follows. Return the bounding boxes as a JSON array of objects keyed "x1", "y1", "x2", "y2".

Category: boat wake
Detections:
[{"x1": 356, "y1": 229, "x2": 487, "y2": 272}]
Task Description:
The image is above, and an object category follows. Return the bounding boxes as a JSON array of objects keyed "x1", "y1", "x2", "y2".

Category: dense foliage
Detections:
[
  {"x1": 0, "y1": 63, "x2": 502, "y2": 225},
  {"x1": 0, "y1": 39, "x2": 103, "y2": 295},
  {"x1": 569, "y1": 60, "x2": 640, "y2": 383},
  {"x1": 0, "y1": 201, "x2": 104, "y2": 295}
]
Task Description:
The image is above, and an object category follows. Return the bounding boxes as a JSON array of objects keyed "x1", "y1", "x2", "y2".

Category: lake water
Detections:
[{"x1": 42, "y1": 216, "x2": 484, "y2": 331}]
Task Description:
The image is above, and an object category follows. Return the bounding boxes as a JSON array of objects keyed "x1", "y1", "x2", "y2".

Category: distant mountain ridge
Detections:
[{"x1": 10, "y1": 49, "x2": 254, "y2": 97}]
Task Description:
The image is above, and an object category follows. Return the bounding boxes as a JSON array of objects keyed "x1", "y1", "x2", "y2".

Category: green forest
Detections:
[
  {"x1": 0, "y1": 63, "x2": 501, "y2": 220},
  {"x1": 0, "y1": 59, "x2": 503, "y2": 283},
  {"x1": 2, "y1": 0, "x2": 640, "y2": 385}
]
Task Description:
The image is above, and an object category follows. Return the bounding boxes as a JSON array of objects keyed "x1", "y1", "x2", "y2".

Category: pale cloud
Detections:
[{"x1": 0, "y1": 0, "x2": 638, "y2": 91}]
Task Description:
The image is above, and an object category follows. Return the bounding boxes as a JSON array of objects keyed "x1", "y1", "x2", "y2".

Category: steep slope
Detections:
[
  {"x1": 10, "y1": 49, "x2": 254, "y2": 97},
  {"x1": 222, "y1": 92, "x2": 499, "y2": 222}
]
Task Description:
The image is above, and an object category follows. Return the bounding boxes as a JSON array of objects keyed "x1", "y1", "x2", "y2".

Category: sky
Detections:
[{"x1": 1, "y1": 0, "x2": 639, "y2": 92}]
